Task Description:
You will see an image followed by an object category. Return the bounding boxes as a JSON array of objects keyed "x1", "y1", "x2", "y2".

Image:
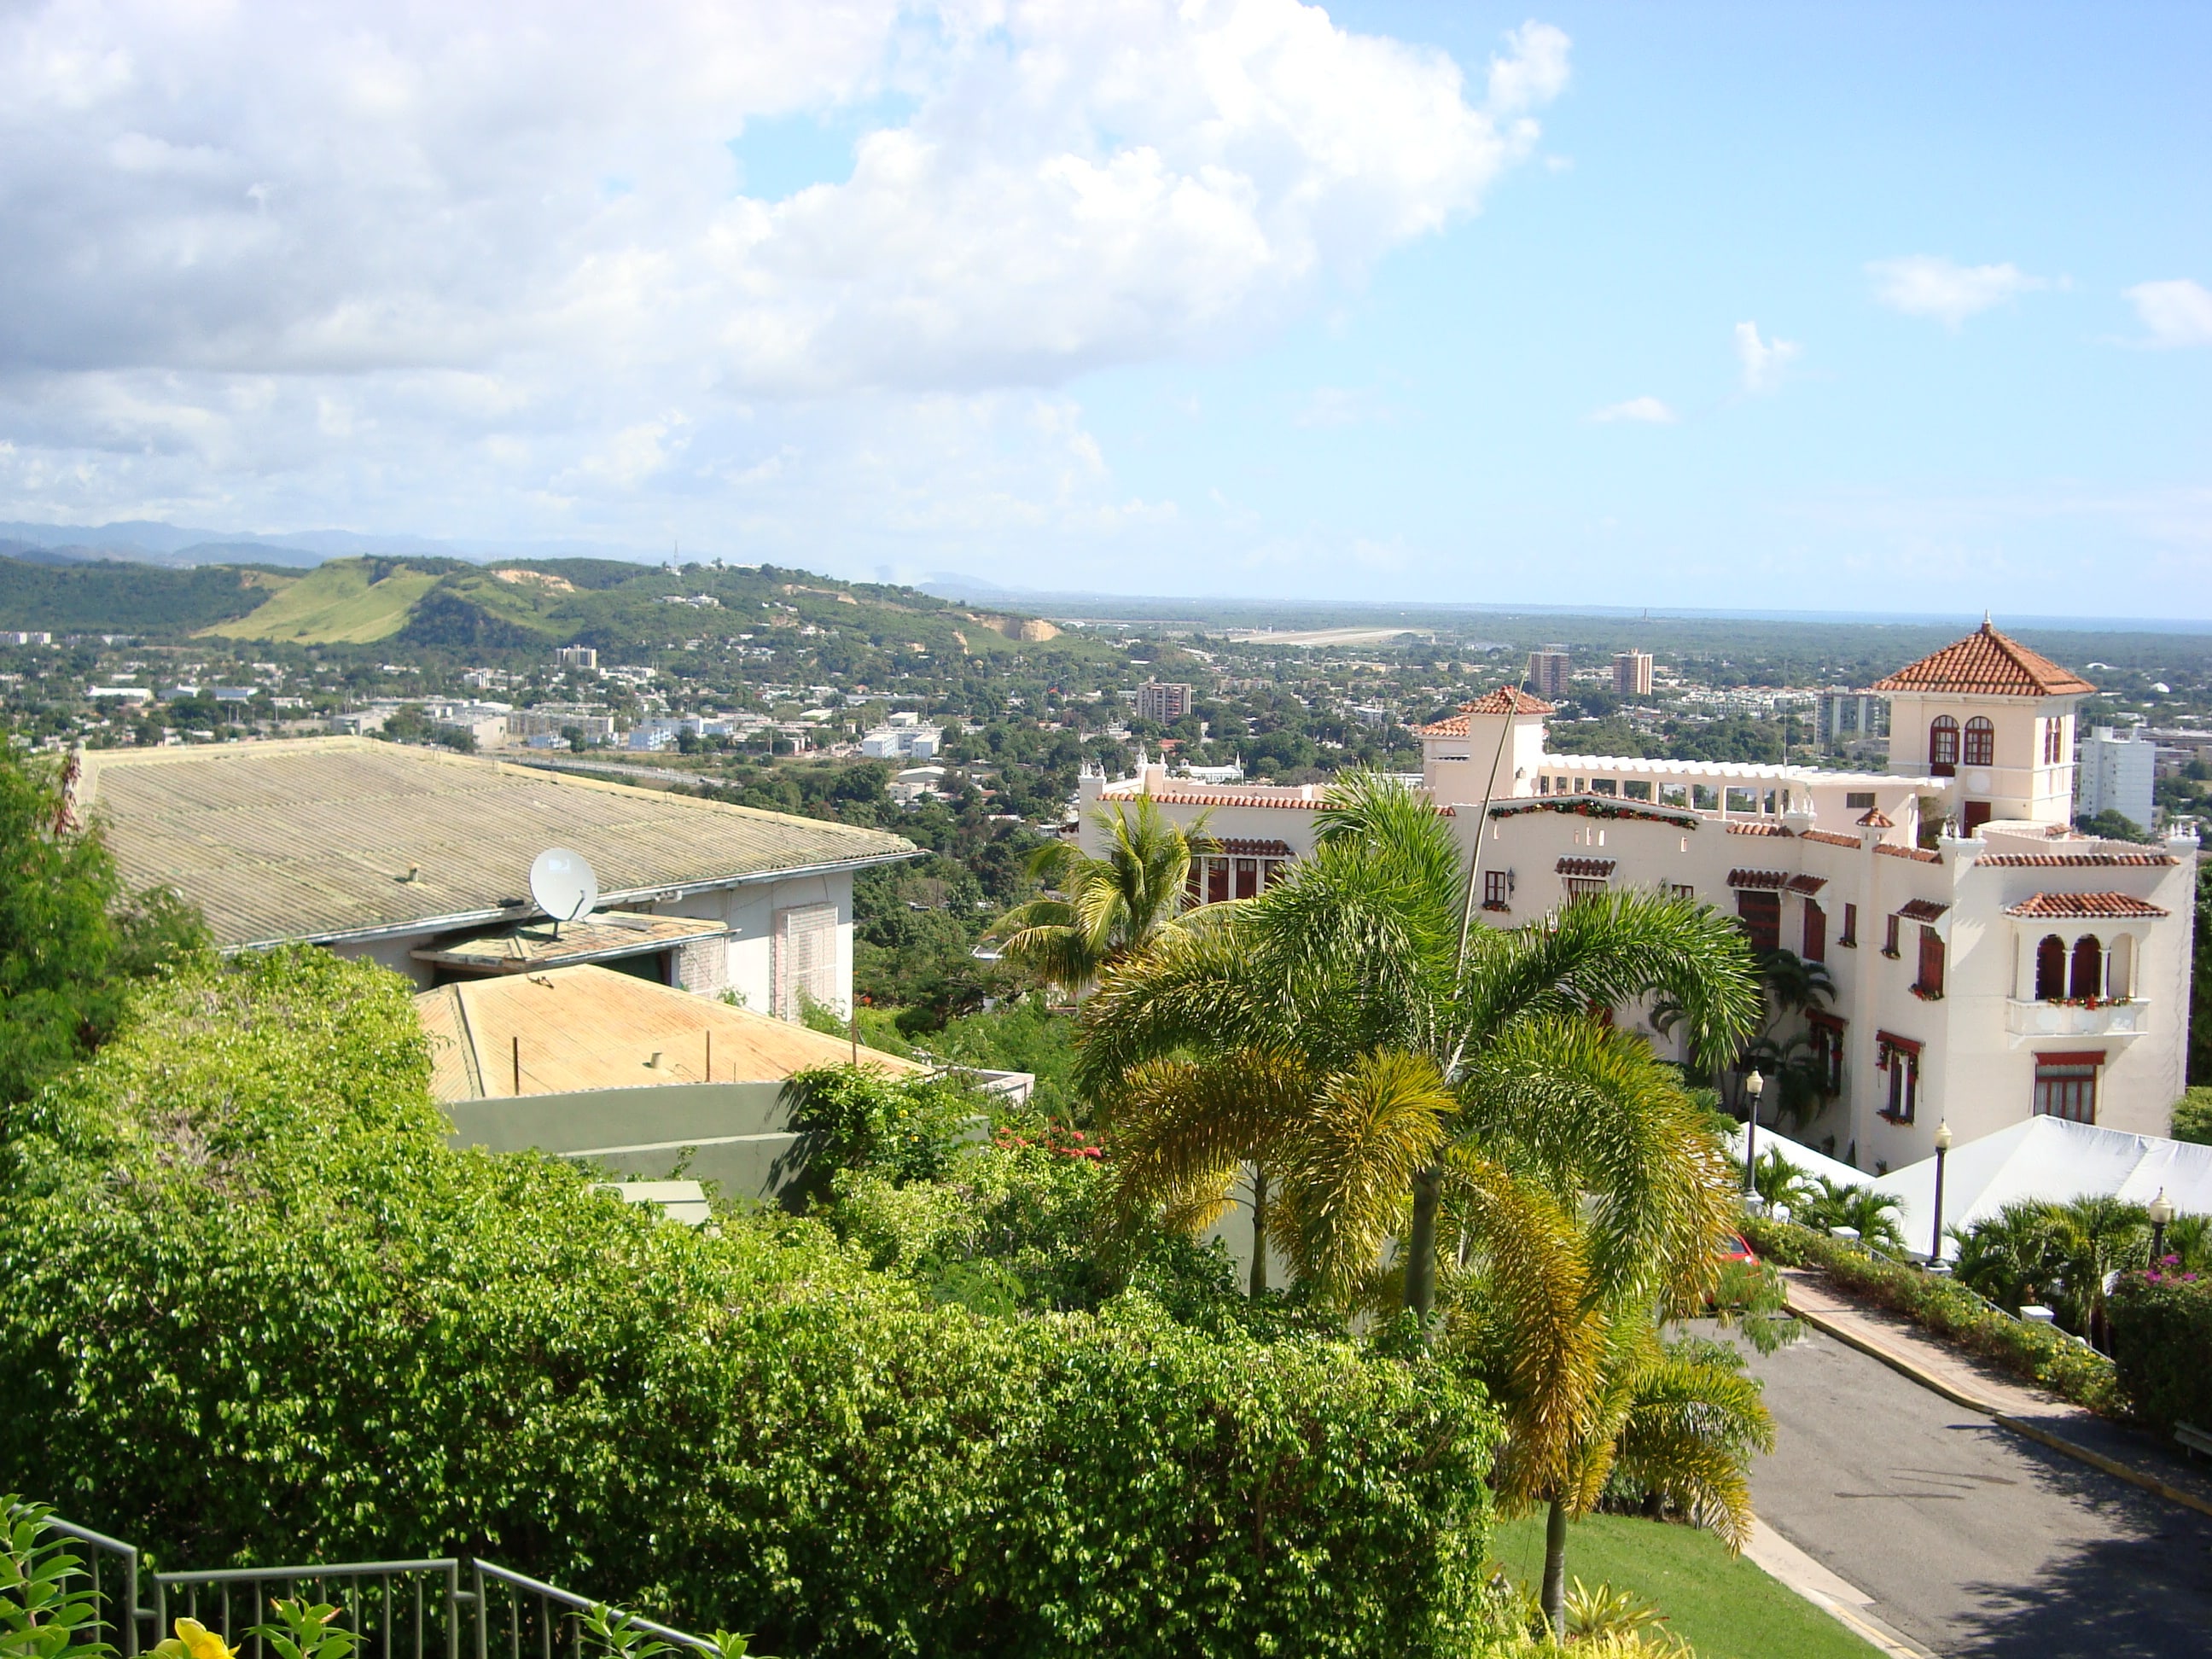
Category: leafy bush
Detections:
[
  {"x1": 1742, "y1": 1216, "x2": 2122, "y2": 1416},
  {"x1": 777, "y1": 1062, "x2": 983, "y2": 1205},
  {"x1": 2172, "y1": 1086, "x2": 2212, "y2": 1146},
  {"x1": 0, "y1": 951, "x2": 1504, "y2": 1659},
  {"x1": 2109, "y1": 1268, "x2": 2212, "y2": 1433}
]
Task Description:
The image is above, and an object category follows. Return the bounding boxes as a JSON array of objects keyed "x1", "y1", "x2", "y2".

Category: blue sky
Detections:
[{"x1": 1, "y1": 3, "x2": 2204, "y2": 614}]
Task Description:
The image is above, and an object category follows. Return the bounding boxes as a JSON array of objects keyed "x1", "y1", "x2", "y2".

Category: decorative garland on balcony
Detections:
[{"x1": 1488, "y1": 798, "x2": 1700, "y2": 829}]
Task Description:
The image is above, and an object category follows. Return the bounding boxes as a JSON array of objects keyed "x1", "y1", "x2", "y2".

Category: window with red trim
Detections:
[
  {"x1": 1802, "y1": 899, "x2": 1826, "y2": 963},
  {"x1": 1915, "y1": 926, "x2": 1945, "y2": 998},
  {"x1": 1963, "y1": 717, "x2": 1994, "y2": 768},
  {"x1": 1930, "y1": 715, "x2": 1959, "y2": 776}
]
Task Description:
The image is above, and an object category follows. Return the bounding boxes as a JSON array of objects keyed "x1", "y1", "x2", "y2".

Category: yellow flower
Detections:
[{"x1": 151, "y1": 1619, "x2": 239, "y2": 1659}]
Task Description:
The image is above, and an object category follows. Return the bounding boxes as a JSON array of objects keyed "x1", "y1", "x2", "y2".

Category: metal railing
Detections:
[
  {"x1": 22, "y1": 1512, "x2": 720, "y2": 1659},
  {"x1": 154, "y1": 1559, "x2": 463, "y2": 1659},
  {"x1": 42, "y1": 1515, "x2": 145, "y2": 1659}
]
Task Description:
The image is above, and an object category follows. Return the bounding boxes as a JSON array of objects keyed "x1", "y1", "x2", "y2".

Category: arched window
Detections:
[
  {"x1": 1930, "y1": 715, "x2": 1959, "y2": 776},
  {"x1": 2069, "y1": 934, "x2": 2103, "y2": 1000},
  {"x1": 2035, "y1": 934, "x2": 2067, "y2": 1000},
  {"x1": 1963, "y1": 717, "x2": 1994, "y2": 768}
]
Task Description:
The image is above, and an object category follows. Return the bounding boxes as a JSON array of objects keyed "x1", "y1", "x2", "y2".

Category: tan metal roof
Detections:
[
  {"x1": 73, "y1": 736, "x2": 917, "y2": 950},
  {"x1": 415, "y1": 963, "x2": 924, "y2": 1099},
  {"x1": 411, "y1": 910, "x2": 726, "y2": 974}
]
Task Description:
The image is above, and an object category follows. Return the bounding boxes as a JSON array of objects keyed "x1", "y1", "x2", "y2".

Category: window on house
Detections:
[
  {"x1": 1803, "y1": 899, "x2": 1827, "y2": 963},
  {"x1": 1736, "y1": 889, "x2": 1781, "y2": 952},
  {"x1": 1807, "y1": 1014, "x2": 1845, "y2": 1095},
  {"x1": 1915, "y1": 926, "x2": 1945, "y2": 997},
  {"x1": 1623, "y1": 780, "x2": 1652, "y2": 800},
  {"x1": 1670, "y1": 882, "x2": 1696, "y2": 901},
  {"x1": 2042, "y1": 720, "x2": 2064, "y2": 765},
  {"x1": 1261, "y1": 859, "x2": 1289, "y2": 888},
  {"x1": 2035, "y1": 934, "x2": 2066, "y2": 999},
  {"x1": 1207, "y1": 859, "x2": 1230, "y2": 904},
  {"x1": 1484, "y1": 869, "x2": 1510, "y2": 911},
  {"x1": 2069, "y1": 934, "x2": 2103, "y2": 1000},
  {"x1": 2034, "y1": 1055, "x2": 2099, "y2": 1123},
  {"x1": 1563, "y1": 876, "x2": 1610, "y2": 904},
  {"x1": 1930, "y1": 715, "x2": 1959, "y2": 776},
  {"x1": 1839, "y1": 902, "x2": 1858, "y2": 946},
  {"x1": 1963, "y1": 717, "x2": 1994, "y2": 768},
  {"x1": 1845, "y1": 791, "x2": 1876, "y2": 811},
  {"x1": 1185, "y1": 859, "x2": 1204, "y2": 905},
  {"x1": 1883, "y1": 913, "x2": 1901, "y2": 956},
  {"x1": 1591, "y1": 777, "x2": 1618, "y2": 796},
  {"x1": 771, "y1": 903, "x2": 838, "y2": 1021},
  {"x1": 1539, "y1": 775, "x2": 1551, "y2": 795},
  {"x1": 1877, "y1": 1034, "x2": 1921, "y2": 1122},
  {"x1": 1234, "y1": 858, "x2": 1260, "y2": 899}
]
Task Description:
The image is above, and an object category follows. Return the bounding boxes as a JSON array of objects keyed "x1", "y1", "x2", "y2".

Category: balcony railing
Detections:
[{"x1": 2005, "y1": 998, "x2": 2147, "y2": 1040}]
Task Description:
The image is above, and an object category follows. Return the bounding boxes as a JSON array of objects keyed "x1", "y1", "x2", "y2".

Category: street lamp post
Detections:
[
  {"x1": 1930, "y1": 1121, "x2": 1952, "y2": 1266},
  {"x1": 1743, "y1": 1068, "x2": 1766, "y2": 1198},
  {"x1": 2149, "y1": 1187, "x2": 2175, "y2": 1268}
]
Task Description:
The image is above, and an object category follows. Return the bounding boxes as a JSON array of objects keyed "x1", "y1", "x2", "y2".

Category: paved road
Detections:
[{"x1": 1738, "y1": 1324, "x2": 2212, "y2": 1657}]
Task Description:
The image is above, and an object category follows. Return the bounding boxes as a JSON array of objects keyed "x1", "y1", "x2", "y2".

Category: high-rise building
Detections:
[
  {"x1": 556, "y1": 645, "x2": 598, "y2": 672},
  {"x1": 2077, "y1": 725, "x2": 2154, "y2": 830},
  {"x1": 1612, "y1": 650, "x2": 1653, "y2": 698},
  {"x1": 1816, "y1": 690, "x2": 1889, "y2": 754},
  {"x1": 1527, "y1": 648, "x2": 1571, "y2": 700},
  {"x1": 1136, "y1": 680, "x2": 1194, "y2": 723}
]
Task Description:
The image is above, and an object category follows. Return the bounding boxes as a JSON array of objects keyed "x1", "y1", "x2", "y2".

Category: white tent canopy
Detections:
[
  {"x1": 1872, "y1": 1116, "x2": 2212, "y2": 1261},
  {"x1": 1724, "y1": 1125, "x2": 1874, "y2": 1198}
]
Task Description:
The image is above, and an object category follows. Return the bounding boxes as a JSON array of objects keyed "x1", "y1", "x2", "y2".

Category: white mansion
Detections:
[{"x1": 1080, "y1": 623, "x2": 2197, "y2": 1170}]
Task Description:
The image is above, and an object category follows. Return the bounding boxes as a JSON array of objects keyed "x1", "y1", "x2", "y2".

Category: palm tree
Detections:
[
  {"x1": 1076, "y1": 771, "x2": 1764, "y2": 1634},
  {"x1": 1749, "y1": 1146, "x2": 1817, "y2": 1213},
  {"x1": 1952, "y1": 1200, "x2": 2066, "y2": 1313},
  {"x1": 2048, "y1": 1195, "x2": 2150, "y2": 1350},
  {"x1": 988, "y1": 795, "x2": 1211, "y2": 998},
  {"x1": 1797, "y1": 1177, "x2": 1908, "y2": 1254}
]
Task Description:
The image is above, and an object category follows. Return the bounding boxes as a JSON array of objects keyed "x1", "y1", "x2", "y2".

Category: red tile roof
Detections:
[
  {"x1": 2004, "y1": 892, "x2": 2170, "y2": 920},
  {"x1": 1557, "y1": 857, "x2": 1617, "y2": 877},
  {"x1": 1787, "y1": 875, "x2": 1827, "y2": 894},
  {"x1": 1870, "y1": 621, "x2": 2096, "y2": 697},
  {"x1": 1727, "y1": 869, "x2": 1792, "y2": 889},
  {"x1": 1726, "y1": 822, "x2": 1793, "y2": 836},
  {"x1": 1414, "y1": 684, "x2": 1555, "y2": 736},
  {"x1": 1213, "y1": 837, "x2": 1295, "y2": 858},
  {"x1": 1857, "y1": 806, "x2": 1895, "y2": 829},
  {"x1": 1876, "y1": 843, "x2": 1942, "y2": 864},
  {"x1": 1800, "y1": 830, "x2": 1864, "y2": 848},
  {"x1": 1897, "y1": 899, "x2": 1951, "y2": 922},
  {"x1": 1977, "y1": 852, "x2": 2180, "y2": 867}
]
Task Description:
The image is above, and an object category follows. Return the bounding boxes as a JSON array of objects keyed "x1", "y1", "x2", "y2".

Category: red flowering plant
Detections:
[{"x1": 993, "y1": 1121, "x2": 1107, "y2": 1161}]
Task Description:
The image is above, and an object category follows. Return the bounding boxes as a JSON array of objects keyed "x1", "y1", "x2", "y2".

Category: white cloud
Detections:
[
  {"x1": 1867, "y1": 255, "x2": 2046, "y2": 327},
  {"x1": 0, "y1": 1, "x2": 1571, "y2": 558},
  {"x1": 1734, "y1": 322, "x2": 1800, "y2": 394},
  {"x1": 2124, "y1": 279, "x2": 2212, "y2": 347},
  {"x1": 1590, "y1": 396, "x2": 1676, "y2": 425}
]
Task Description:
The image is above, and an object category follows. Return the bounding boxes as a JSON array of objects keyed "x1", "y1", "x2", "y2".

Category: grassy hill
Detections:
[
  {"x1": 0, "y1": 556, "x2": 294, "y2": 634},
  {"x1": 199, "y1": 557, "x2": 459, "y2": 643}
]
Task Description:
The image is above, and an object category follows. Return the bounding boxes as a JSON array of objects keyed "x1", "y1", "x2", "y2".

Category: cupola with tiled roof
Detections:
[
  {"x1": 1414, "y1": 684, "x2": 1555, "y2": 737},
  {"x1": 1870, "y1": 620, "x2": 2095, "y2": 698}
]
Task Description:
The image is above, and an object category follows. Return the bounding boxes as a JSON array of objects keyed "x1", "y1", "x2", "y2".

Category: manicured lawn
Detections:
[{"x1": 1487, "y1": 1511, "x2": 1879, "y2": 1659}]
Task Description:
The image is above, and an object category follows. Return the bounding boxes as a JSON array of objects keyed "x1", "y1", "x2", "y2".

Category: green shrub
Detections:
[
  {"x1": 2109, "y1": 1269, "x2": 2212, "y2": 1433},
  {"x1": 1743, "y1": 1216, "x2": 2122, "y2": 1416},
  {"x1": 0, "y1": 951, "x2": 1503, "y2": 1659},
  {"x1": 2172, "y1": 1086, "x2": 2212, "y2": 1146},
  {"x1": 777, "y1": 1062, "x2": 983, "y2": 1205}
]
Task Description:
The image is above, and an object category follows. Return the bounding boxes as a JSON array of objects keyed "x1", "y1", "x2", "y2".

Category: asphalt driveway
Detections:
[{"x1": 1737, "y1": 1324, "x2": 2212, "y2": 1657}]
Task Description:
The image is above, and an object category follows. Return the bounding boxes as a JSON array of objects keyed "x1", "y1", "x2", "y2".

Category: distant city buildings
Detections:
[
  {"x1": 1527, "y1": 647, "x2": 1571, "y2": 701},
  {"x1": 1135, "y1": 680, "x2": 1194, "y2": 723},
  {"x1": 1817, "y1": 690, "x2": 1889, "y2": 754},
  {"x1": 1613, "y1": 650, "x2": 1653, "y2": 698},
  {"x1": 555, "y1": 645, "x2": 598, "y2": 672},
  {"x1": 2078, "y1": 725, "x2": 2155, "y2": 830},
  {"x1": 861, "y1": 725, "x2": 940, "y2": 760}
]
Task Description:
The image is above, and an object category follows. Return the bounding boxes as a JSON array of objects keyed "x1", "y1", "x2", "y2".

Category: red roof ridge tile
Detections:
[
  {"x1": 1869, "y1": 620, "x2": 2096, "y2": 697},
  {"x1": 2005, "y1": 892, "x2": 2170, "y2": 919}
]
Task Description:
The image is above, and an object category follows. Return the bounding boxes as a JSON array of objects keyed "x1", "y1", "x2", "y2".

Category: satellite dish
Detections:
[{"x1": 529, "y1": 848, "x2": 599, "y2": 926}]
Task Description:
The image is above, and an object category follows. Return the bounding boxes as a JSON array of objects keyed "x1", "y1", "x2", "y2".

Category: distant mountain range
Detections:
[{"x1": 0, "y1": 519, "x2": 658, "y2": 572}]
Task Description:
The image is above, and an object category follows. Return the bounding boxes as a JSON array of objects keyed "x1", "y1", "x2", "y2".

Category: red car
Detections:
[{"x1": 1717, "y1": 1231, "x2": 1760, "y2": 1271}]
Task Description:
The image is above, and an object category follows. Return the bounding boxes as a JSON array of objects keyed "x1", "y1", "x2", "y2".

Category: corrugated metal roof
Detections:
[
  {"x1": 411, "y1": 910, "x2": 726, "y2": 972},
  {"x1": 416, "y1": 963, "x2": 924, "y2": 1099},
  {"x1": 75, "y1": 737, "x2": 917, "y2": 950}
]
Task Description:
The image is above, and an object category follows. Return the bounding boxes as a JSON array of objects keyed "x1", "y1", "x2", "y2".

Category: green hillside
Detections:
[
  {"x1": 201, "y1": 558, "x2": 453, "y2": 643},
  {"x1": 0, "y1": 556, "x2": 297, "y2": 635}
]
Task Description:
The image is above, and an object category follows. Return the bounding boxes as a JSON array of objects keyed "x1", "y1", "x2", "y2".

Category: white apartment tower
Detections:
[
  {"x1": 2077, "y1": 726, "x2": 2157, "y2": 832},
  {"x1": 1083, "y1": 623, "x2": 2197, "y2": 1164}
]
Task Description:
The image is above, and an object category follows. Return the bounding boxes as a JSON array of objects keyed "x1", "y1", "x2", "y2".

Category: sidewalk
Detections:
[{"x1": 1778, "y1": 1266, "x2": 2212, "y2": 1520}]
